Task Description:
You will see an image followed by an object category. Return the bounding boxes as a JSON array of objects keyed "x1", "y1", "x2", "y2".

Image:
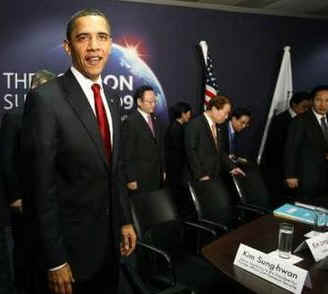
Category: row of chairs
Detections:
[{"x1": 124, "y1": 170, "x2": 272, "y2": 293}]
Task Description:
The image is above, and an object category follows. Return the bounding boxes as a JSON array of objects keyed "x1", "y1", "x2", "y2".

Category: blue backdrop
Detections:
[{"x1": 2, "y1": 0, "x2": 328, "y2": 158}]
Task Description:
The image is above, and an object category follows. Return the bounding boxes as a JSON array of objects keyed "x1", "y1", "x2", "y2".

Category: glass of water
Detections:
[
  {"x1": 278, "y1": 222, "x2": 294, "y2": 259},
  {"x1": 315, "y1": 208, "x2": 326, "y2": 232}
]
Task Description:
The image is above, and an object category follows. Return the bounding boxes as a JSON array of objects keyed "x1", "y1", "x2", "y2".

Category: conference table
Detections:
[{"x1": 202, "y1": 214, "x2": 328, "y2": 294}]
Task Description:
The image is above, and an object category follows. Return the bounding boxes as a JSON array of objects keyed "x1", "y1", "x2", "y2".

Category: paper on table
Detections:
[
  {"x1": 267, "y1": 250, "x2": 303, "y2": 264},
  {"x1": 304, "y1": 231, "x2": 325, "y2": 238}
]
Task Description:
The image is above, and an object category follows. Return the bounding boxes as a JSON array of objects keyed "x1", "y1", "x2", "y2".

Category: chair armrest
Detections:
[
  {"x1": 136, "y1": 240, "x2": 176, "y2": 286},
  {"x1": 236, "y1": 203, "x2": 271, "y2": 215},
  {"x1": 137, "y1": 240, "x2": 172, "y2": 265},
  {"x1": 198, "y1": 219, "x2": 230, "y2": 232},
  {"x1": 183, "y1": 220, "x2": 217, "y2": 238}
]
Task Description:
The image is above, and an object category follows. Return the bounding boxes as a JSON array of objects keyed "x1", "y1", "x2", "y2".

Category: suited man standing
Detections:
[
  {"x1": 185, "y1": 96, "x2": 244, "y2": 225},
  {"x1": 265, "y1": 91, "x2": 311, "y2": 170},
  {"x1": 264, "y1": 91, "x2": 311, "y2": 205},
  {"x1": 219, "y1": 107, "x2": 251, "y2": 161},
  {"x1": 122, "y1": 85, "x2": 166, "y2": 194},
  {"x1": 0, "y1": 70, "x2": 56, "y2": 292},
  {"x1": 285, "y1": 86, "x2": 328, "y2": 200},
  {"x1": 21, "y1": 9, "x2": 136, "y2": 294}
]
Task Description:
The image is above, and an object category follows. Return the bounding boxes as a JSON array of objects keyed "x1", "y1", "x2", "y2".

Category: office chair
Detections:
[
  {"x1": 187, "y1": 180, "x2": 231, "y2": 232},
  {"x1": 231, "y1": 164, "x2": 272, "y2": 215},
  {"x1": 129, "y1": 187, "x2": 228, "y2": 293}
]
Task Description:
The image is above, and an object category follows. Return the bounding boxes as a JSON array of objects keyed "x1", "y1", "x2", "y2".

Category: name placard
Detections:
[
  {"x1": 233, "y1": 244, "x2": 311, "y2": 294},
  {"x1": 295, "y1": 232, "x2": 328, "y2": 262}
]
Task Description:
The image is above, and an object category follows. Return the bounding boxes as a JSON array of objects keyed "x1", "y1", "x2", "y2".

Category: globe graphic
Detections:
[{"x1": 105, "y1": 44, "x2": 168, "y2": 122}]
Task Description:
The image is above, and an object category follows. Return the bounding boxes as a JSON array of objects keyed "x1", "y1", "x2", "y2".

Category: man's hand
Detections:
[
  {"x1": 10, "y1": 199, "x2": 23, "y2": 213},
  {"x1": 230, "y1": 167, "x2": 246, "y2": 176},
  {"x1": 120, "y1": 224, "x2": 137, "y2": 256},
  {"x1": 127, "y1": 181, "x2": 138, "y2": 190},
  {"x1": 48, "y1": 263, "x2": 75, "y2": 294},
  {"x1": 199, "y1": 176, "x2": 210, "y2": 181},
  {"x1": 286, "y1": 178, "x2": 299, "y2": 189}
]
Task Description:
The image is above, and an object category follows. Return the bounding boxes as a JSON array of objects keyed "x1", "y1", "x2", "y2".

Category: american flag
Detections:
[{"x1": 203, "y1": 53, "x2": 219, "y2": 107}]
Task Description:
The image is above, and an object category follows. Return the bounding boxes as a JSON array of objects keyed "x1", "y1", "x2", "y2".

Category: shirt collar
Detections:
[
  {"x1": 312, "y1": 107, "x2": 326, "y2": 121},
  {"x1": 204, "y1": 112, "x2": 216, "y2": 129},
  {"x1": 138, "y1": 108, "x2": 151, "y2": 121},
  {"x1": 288, "y1": 107, "x2": 297, "y2": 118},
  {"x1": 70, "y1": 66, "x2": 103, "y2": 92},
  {"x1": 228, "y1": 121, "x2": 235, "y2": 135}
]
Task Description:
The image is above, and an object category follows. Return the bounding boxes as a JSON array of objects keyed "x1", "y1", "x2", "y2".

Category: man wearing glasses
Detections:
[{"x1": 122, "y1": 85, "x2": 166, "y2": 194}]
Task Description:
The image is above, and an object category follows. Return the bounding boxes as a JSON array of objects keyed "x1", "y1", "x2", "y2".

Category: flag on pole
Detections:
[
  {"x1": 257, "y1": 46, "x2": 293, "y2": 165},
  {"x1": 199, "y1": 41, "x2": 219, "y2": 109}
]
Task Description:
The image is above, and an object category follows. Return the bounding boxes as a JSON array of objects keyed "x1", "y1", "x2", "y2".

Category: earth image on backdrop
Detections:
[{"x1": 105, "y1": 44, "x2": 168, "y2": 121}]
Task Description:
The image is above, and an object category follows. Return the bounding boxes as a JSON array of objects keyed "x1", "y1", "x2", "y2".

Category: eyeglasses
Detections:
[{"x1": 143, "y1": 100, "x2": 157, "y2": 105}]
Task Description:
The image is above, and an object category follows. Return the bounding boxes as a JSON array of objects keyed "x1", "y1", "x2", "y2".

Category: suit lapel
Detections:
[
  {"x1": 308, "y1": 111, "x2": 328, "y2": 149},
  {"x1": 136, "y1": 111, "x2": 157, "y2": 142},
  {"x1": 62, "y1": 70, "x2": 109, "y2": 167},
  {"x1": 201, "y1": 115, "x2": 218, "y2": 151}
]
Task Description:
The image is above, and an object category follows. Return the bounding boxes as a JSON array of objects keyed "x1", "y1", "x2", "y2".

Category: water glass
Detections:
[
  {"x1": 315, "y1": 208, "x2": 326, "y2": 232},
  {"x1": 278, "y1": 222, "x2": 294, "y2": 259}
]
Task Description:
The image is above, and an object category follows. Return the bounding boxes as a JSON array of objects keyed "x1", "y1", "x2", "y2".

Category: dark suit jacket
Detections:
[
  {"x1": 284, "y1": 110, "x2": 328, "y2": 198},
  {"x1": 185, "y1": 114, "x2": 234, "y2": 181},
  {"x1": 219, "y1": 121, "x2": 235, "y2": 156},
  {"x1": 165, "y1": 120, "x2": 189, "y2": 187},
  {"x1": 122, "y1": 110, "x2": 165, "y2": 193},
  {"x1": 0, "y1": 172, "x2": 10, "y2": 227},
  {"x1": 265, "y1": 110, "x2": 293, "y2": 169},
  {"x1": 0, "y1": 110, "x2": 23, "y2": 204},
  {"x1": 21, "y1": 70, "x2": 130, "y2": 281}
]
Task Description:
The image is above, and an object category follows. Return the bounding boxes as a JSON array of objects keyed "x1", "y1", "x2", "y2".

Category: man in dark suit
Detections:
[
  {"x1": 185, "y1": 96, "x2": 244, "y2": 225},
  {"x1": 265, "y1": 91, "x2": 311, "y2": 170},
  {"x1": 261, "y1": 92, "x2": 312, "y2": 206},
  {"x1": 219, "y1": 107, "x2": 251, "y2": 161},
  {"x1": 264, "y1": 91, "x2": 311, "y2": 205},
  {"x1": 21, "y1": 9, "x2": 136, "y2": 294},
  {"x1": 122, "y1": 85, "x2": 166, "y2": 194},
  {"x1": 284, "y1": 86, "x2": 328, "y2": 200},
  {"x1": 0, "y1": 70, "x2": 56, "y2": 292},
  {"x1": 165, "y1": 102, "x2": 192, "y2": 188}
]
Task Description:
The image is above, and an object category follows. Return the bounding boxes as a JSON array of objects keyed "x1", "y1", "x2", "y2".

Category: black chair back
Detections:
[
  {"x1": 129, "y1": 188, "x2": 179, "y2": 241},
  {"x1": 232, "y1": 164, "x2": 271, "y2": 210}
]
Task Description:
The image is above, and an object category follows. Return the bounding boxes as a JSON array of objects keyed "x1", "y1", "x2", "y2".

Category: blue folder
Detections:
[{"x1": 273, "y1": 203, "x2": 316, "y2": 225}]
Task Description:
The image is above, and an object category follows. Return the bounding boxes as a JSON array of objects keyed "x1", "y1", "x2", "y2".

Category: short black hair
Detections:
[
  {"x1": 289, "y1": 91, "x2": 310, "y2": 106},
  {"x1": 66, "y1": 8, "x2": 111, "y2": 40},
  {"x1": 134, "y1": 85, "x2": 154, "y2": 103},
  {"x1": 171, "y1": 102, "x2": 191, "y2": 119},
  {"x1": 231, "y1": 107, "x2": 252, "y2": 120},
  {"x1": 310, "y1": 85, "x2": 328, "y2": 100}
]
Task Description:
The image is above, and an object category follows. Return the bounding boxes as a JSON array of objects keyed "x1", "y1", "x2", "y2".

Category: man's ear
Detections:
[
  {"x1": 136, "y1": 98, "x2": 141, "y2": 107},
  {"x1": 63, "y1": 40, "x2": 71, "y2": 56}
]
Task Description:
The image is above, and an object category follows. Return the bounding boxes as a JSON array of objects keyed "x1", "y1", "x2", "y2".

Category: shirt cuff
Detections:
[{"x1": 49, "y1": 263, "x2": 67, "y2": 272}]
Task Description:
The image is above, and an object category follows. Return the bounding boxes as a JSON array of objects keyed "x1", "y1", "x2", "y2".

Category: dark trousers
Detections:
[
  {"x1": 0, "y1": 225, "x2": 15, "y2": 294},
  {"x1": 26, "y1": 242, "x2": 118, "y2": 294}
]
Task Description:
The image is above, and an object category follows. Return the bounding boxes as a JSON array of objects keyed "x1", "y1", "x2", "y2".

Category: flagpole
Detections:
[
  {"x1": 199, "y1": 40, "x2": 208, "y2": 65},
  {"x1": 257, "y1": 46, "x2": 293, "y2": 165}
]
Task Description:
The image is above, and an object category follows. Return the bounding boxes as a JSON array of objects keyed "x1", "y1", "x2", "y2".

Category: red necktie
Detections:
[{"x1": 91, "y1": 83, "x2": 111, "y2": 163}]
